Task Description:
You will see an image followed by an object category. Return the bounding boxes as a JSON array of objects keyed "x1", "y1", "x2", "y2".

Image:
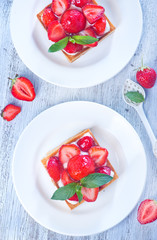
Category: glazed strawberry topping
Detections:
[
  {"x1": 96, "y1": 166, "x2": 111, "y2": 175},
  {"x1": 67, "y1": 155, "x2": 95, "y2": 180},
  {"x1": 74, "y1": 0, "x2": 91, "y2": 8},
  {"x1": 52, "y1": 0, "x2": 71, "y2": 16},
  {"x1": 61, "y1": 9, "x2": 86, "y2": 33},
  {"x1": 61, "y1": 169, "x2": 74, "y2": 185},
  {"x1": 64, "y1": 42, "x2": 83, "y2": 53},
  {"x1": 82, "y1": 4, "x2": 105, "y2": 24},
  {"x1": 48, "y1": 20, "x2": 66, "y2": 42},
  {"x1": 82, "y1": 187, "x2": 99, "y2": 202},
  {"x1": 93, "y1": 16, "x2": 106, "y2": 36},
  {"x1": 80, "y1": 27, "x2": 98, "y2": 47},
  {"x1": 89, "y1": 146, "x2": 108, "y2": 167},
  {"x1": 77, "y1": 136, "x2": 95, "y2": 152},
  {"x1": 59, "y1": 144, "x2": 81, "y2": 164},
  {"x1": 41, "y1": 7, "x2": 57, "y2": 28},
  {"x1": 47, "y1": 156, "x2": 62, "y2": 182}
]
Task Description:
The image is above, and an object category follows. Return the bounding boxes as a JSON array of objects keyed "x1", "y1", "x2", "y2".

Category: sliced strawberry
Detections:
[
  {"x1": 82, "y1": 4, "x2": 104, "y2": 24},
  {"x1": 48, "y1": 20, "x2": 66, "y2": 42},
  {"x1": 64, "y1": 42, "x2": 83, "y2": 54},
  {"x1": 41, "y1": 7, "x2": 57, "y2": 28},
  {"x1": 1, "y1": 104, "x2": 21, "y2": 121},
  {"x1": 61, "y1": 169, "x2": 73, "y2": 185},
  {"x1": 67, "y1": 155, "x2": 95, "y2": 180},
  {"x1": 69, "y1": 193, "x2": 79, "y2": 201},
  {"x1": 77, "y1": 136, "x2": 95, "y2": 152},
  {"x1": 82, "y1": 187, "x2": 99, "y2": 202},
  {"x1": 52, "y1": 0, "x2": 71, "y2": 16},
  {"x1": 74, "y1": 0, "x2": 91, "y2": 8},
  {"x1": 59, "y1": 144, "x2": 80, "y2": 164},
  {"x1": 93, "y1": 16, "x2": 106, "y2": 36},
  {"x1": 47, "y1": 156, "x2": 62, "y2": 182},
  {"x1": 137, "y1": 200, "x2": 157, "y2": 224},
  {"x1": 80, "y1": 27, "x2": 98, "y2": 47},
  {"x1": 61, "y1": 9, "x2": 86, "y2": 34},
  {"x1": 96, "y1": 166, "x2": 111, "y2": 175},
  {"x1": 88, "y1": 146, "x2": 108, "y2": 167}
]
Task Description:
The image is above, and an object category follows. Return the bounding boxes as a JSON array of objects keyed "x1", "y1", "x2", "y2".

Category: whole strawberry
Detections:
[{"x1": 136, "y1": 59, "x2": 156, "y2": 88}]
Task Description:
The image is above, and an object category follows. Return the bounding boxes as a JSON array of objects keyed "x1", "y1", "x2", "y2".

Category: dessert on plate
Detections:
[
  {"x1": 41, "y1": 129, "x2": 118, "y2": 210},
  {"x1": 37, "y1": 0, "x2": 115, "y2": 62}
]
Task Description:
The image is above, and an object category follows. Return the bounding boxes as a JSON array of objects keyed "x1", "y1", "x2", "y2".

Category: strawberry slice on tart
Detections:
[
  {"x1": 48, "y1": 20, "x2": 66, "y2": 42},
  {"x1": 80, "y1": 27, "x2": 98, "y2": 47},
  {"x1": 47, "y1": 156, "x2": 62, "y2": 182},
  {"x1": 59, "y1": 144, "x2": 81, "y2": 164},
  {"x1": 73, "y1": 0, "x2": 91, "y2": 8},
  {"x1": 52, "y1": 0, "x2": 71, "y2": 16},
  {"x1": 93, "y1": 16, "x2": 106, "y2": 36},
  {"x1": 89, "y1": 146, "x2": 108, "y2": 167},
  {"x1": 82, "y1": 4, "x2": 105, "y2": 24},
  {"x1": 64, "y1": 42, "x2": 83, "y2": 54},
  {"x1": 82, "y1": 187, "x2": 99, "y2": 202},
  {"x1": 41, "y1": 7, "x2": 57, "y2": 28}
]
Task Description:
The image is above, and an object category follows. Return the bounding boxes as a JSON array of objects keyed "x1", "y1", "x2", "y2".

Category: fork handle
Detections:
[{"x1": 136, "y1": 105, "x2": 157, "y2": 158}]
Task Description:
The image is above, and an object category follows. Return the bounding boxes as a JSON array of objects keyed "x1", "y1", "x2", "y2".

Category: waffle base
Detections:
[
  {"x1": 41, "y1": 129, "x2": 118, "y2": 210},
  {"x1": 37, "y1": 2, "x2": 116, "y2": 63}
]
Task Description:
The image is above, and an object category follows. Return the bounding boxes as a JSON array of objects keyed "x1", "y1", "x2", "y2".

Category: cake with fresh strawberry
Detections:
[
  {"x1": 41, "y1": 129, "x2": 118, "y2": 209},
  {"x1": 37, "y1": 0, "x2": 115, "y2": 62}
]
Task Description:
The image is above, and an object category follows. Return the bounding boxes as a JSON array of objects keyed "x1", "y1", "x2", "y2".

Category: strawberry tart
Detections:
[
  {"x1": 41, "y1": 129, "x2": 118, "y2": 210},
  {"x1": 37, "y1": 0, "x2": 115, "y2": 62}
]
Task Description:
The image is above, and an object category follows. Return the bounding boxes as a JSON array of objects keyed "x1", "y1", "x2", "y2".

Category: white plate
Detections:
[
  {"x1": 12, "y1": 101, "x2": 147, "y2": 236},
  {"x1": 10, "y1": 0, "x2": 142, "y2": 88}
]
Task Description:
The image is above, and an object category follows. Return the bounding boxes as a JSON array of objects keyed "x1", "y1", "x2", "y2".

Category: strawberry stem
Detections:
[{"x1": 8, "y1": 75, "x2": 18, "y2": 89}]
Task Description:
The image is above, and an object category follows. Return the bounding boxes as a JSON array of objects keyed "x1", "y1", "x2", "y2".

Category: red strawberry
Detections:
[
  {"x1": 48, "y1": 20, "x2": 66, "y2": 42},
  {"x1": 77, "y1": 136, "x2": 95, "y2": 152},
  {"x1": 59, "y1": 144, "x2": 80, "y2": 164},
  {"x1": 81, "y1": 187, "x2": 99, "y2": 202},
  {"x1": 93, "y1": 16, "x2": 106, "y2": 36},
  {"x1": 61, "y1": 169, "x2": 73, "y2": 185},
  {"x1": 1, "y1": 104, "x2": 21, "y2": 121},
  {"x1": 41, "y1": 7, "x2": 57, "y2": 28},
  {"x1": 9, "y1": 75, "x2": 36, "y2": 101},
  {"x1": 82, "y1": 4, "x2": 104, "y2": 24},
  {"x1": 67, "y1": 155, "x2": 95, "y2": 180},
  {"x1": 88, "y1": 146, "x2": 108, "y2": 167},
  {"x1": 69, "y1": 194, "x2": 79, "y2": 201},
  {"x1": 74, "y1": 0, "x2": 91, "y2": 8},
  {"x1": 47, "y1": 156, "x2": 62, "y2": 182},
  {"x1": 61, "y1": 9, "x2": 86, "y2": 34},
  {"x1": 52, "y1": 0, "x2": 71, "y2": 16},
  {"x1": 96, "y1": 166, "x2": 111, "y2": 175},
  {"x1": 64, "y1": 42, "x2": 83, "y2": 54},
  {"x1": 137, "y1": 199, "x2": 157, "y2": 224},
  {"x1": 136, "y1": 60, "x2": 156, "y2": 88},
  {"x1": 80, "y1": 27, "x2": 98, "y2": 47}
]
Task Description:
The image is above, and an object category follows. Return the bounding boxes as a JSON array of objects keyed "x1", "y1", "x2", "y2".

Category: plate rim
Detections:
[{"x1": 12, "y1": 101, "x2": 147, "y2": 236}]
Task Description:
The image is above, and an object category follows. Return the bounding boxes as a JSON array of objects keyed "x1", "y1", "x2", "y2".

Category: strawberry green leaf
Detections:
[
  {"x1": 75, "y1": 185, "x2": 83, "y2": 203},
  {"x1": 125, "y1": 91, "x2": 145, "y2": 103},
  {"x1": 48, "y1": 37, "x2": 69, "y2": 53},
  {"x1": 80, "y1": 173, "x2": 113, "y2": 188},
  {"x1": 51, "y1": 182, "x2": 77, "y2": 200},
  {"x1": 72, "y1": 35, "x2": 98, "y2": 45}
]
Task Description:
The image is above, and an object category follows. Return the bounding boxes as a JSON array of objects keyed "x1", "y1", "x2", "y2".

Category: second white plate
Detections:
[
  {"x1": 10, "y1": 0, "x2": 143, "y2": 88},
  {"x1": 12, "y1": 101, "x2": 147, "y2": 236}
]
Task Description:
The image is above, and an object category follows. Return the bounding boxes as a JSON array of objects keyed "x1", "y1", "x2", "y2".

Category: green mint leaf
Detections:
[
  {"x1": 72, "y1": 35, "x2": 98, "y2": 45},
  {"x1": 69, "y1": 37, "x2": 76, "y2": 44},
  {"x1": 51, "y1": 182, "x2": 77, "y2": 200},
  {"x1": 80, "y1": 173, "x2": 113, "y2": 188},
  {"x1": 75, "y1": 185, "x2": 83, "y2": 203},
  {"x1": 48, "y1": 37, "x2": 69, "y2": 53},
  {"x1": 125, "y1": 91, "x2": 145, "y2": 103}
]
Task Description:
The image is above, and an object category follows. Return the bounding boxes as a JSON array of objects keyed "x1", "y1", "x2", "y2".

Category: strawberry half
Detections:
[
  {"x1": 96, "y1": 166, "x2": 111, "y2": 175},
  {"x1": 93, "y1": 16, "x2": 106, "y2": 36},
  {"x1": 64, "y1": 42, "x2": 83, "y2": 54},
  {"x1": 82, "y1": 4, "x2": 105, "y2": 24},
  {"x1": 61, "y1": 9, "x2": 86, "y2": 34},
  {"x1": 47, "y1": 156, "x2": 62, "y2": 182},
  {"x1": 1, "y1": 104, "x2": 21, "y2": 121},
  {"x1": 88, "y1": 146, "x2": 108, "y2": 167},
  {"x1": 74, "y1": 0, "x2": 91, "y2": 8},
  {"x1": 80, "y1": 27, "x2": 98, "y2": 47},
  {"x1": 52, "y1": 0, "x2": 71, "y2": 16},
  {"x1": 137, "y1": 199, "x2": 157, "y2": 224},
  {"x1": 59, "y1": 144, "x2": 80, "y2": 164},
  {"x1": 9, "y1": 75, "x2": 36, "y2": 101},
  {"x1": 67, "y1": 155, "x2": 95, "y2": 180},
  {"x1": 81, "y1": 187, "x2": 99, "y2": 202},
  {"x1": 48, "y1": 20, "x2": 66, "y2": 42},
  {"x1": 41, "y1": 7, "x2": 57, "y2": 28}
]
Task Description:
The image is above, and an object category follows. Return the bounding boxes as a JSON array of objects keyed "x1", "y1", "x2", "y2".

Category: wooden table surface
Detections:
[{"x1": 0, "y1": 0, "x2": 157, "y2": 239}]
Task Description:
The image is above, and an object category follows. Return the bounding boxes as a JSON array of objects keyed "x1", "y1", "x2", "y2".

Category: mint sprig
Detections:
[
  {"x1": 48, "y1": 36, "x2": 98, "y2": 53},
  {"x1": 125, "y1": 91, "x2": 145, "y2": 103},
  {"x1": 51, "y1": 173, "x2": 113, "y2": 202}
]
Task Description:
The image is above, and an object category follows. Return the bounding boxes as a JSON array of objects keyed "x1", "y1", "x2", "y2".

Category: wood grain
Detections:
[{"x1": 0, "y1": 0, "x2": 157, "y2": 239}]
